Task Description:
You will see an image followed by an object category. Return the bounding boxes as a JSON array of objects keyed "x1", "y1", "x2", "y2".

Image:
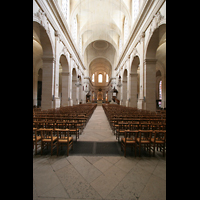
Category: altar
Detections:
[{"x1": 97, "y1": 100, "x2": 102, "y2": 106}]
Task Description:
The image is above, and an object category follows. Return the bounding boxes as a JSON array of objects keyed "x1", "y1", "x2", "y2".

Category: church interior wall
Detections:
[{"x1": 33, "y1": 0, "x2": 166, "y2": 111}]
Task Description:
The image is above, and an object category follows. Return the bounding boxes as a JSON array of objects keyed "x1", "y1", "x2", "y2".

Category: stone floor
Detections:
[{"x1": 33, "y1": 105, "x2": 166, "y2": 200}]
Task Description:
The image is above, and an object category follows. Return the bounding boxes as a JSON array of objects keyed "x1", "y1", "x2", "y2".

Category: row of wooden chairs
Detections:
[
  {"x1": 33, "y1": 104, "x2": 97, "y2": 156},
  {"x1": 121, "y1": 130, "x2": 166, "y2": 157},
  {"x1": 33, "y1": 127, "x2": 73, "y2": 156},
  {"x1": 102, "y1": 104, "x2": 166, "y2": 157},
  {"x1": 115, "y1": 121, "x2": 166, "y2": 141}
]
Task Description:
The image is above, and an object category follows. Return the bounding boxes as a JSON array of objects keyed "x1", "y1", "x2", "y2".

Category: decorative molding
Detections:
[
  {"x1": 42, "y1": 55, "x2": 55, "y2": 63},
  {"x1": 34, "y1": 8, "x2": 50, "y2": 34},
  {"x1": 138, "y1": 31, "x2": 145, "y2": 44},
  {"x1": 144, "y1": 59, "x2": 157, "y2": 64},
  {"x1": 149, "y1": 11, "x2": 164, "y2": 36}
]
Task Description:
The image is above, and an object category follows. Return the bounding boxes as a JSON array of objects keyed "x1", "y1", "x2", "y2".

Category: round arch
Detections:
[
  {"x1": 72, "y1": 68, "x2": 78, "y2": 105},
  {"x1": 122, "y1": 69, "x2": 128, "y2": 106},
  {"x1": 33, "y1": 21, "x2": 54, "y2": 110},
  {"x1": 130, "y1": 55, "x2": 140, "y2": 108},
  {"x1": 145, "y1": 24, "x2": 166, "y2": 60},
  {"x1": 59, "y1": 54, "x2": 70, "y2": 107},
  {"x1": 144, "y1": 23, "x2": 166, "y2": 111},
  {"x1": 33, "y1": 20, "x2": 55, "y2": 58}
]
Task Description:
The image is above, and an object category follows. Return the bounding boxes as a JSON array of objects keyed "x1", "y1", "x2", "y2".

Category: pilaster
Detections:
[
  {"x1": 61, "y1": 71, "x2": 70, "y2": 106},
  {"x1": 138, "y1": 32, "x2": 145, "y2": 109},
  {"x1": 129, "y1": 72, "x2": 138, "y2": 108},
  {"x1": 144, "y1": 58, "x2": 157, "y2": 112},
  {"x1": 41, "y1": 56, "x2": 55, "y2": 110}
]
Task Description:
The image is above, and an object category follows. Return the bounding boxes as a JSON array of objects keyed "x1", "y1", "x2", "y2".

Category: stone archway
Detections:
[
  {"x1": 144, "y1": 24, "x2": 166, "y2": 111},
  {"x1": 130, "y1": 56, "x2": 140, "y2": 108},
  {"x1": 122, "y1": 69, "x2": 128, "y2": 106},
  {"x1": 33, "y1": 21, "x2": 54, "y2": 110},
  {"x1": 72, "y1": 68, "x2": 77, "y2": 105},
  {"x1": 59, "y1": 54, "x2": 70, "y2": 107}
]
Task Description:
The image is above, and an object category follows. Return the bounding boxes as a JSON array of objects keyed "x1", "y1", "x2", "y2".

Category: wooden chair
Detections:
[
  {"x1": 33, "y1": 128, "x2": 41, "y2": 155},
  {"x1": 129, "y1": 122, "x2": 140, "y2": 130},
  {"x1": 140, "y1": 123, "x2": 151, "y2": 130},
  {"x1": 137, "y1": 130, "x2": 152, "y2": 157},
  {"x1": 151, "y1": 130, "x2": 166, "y2": 157},
  {"x1": 117, "y1": 122, "x2": 129, "y2": 142},
  {"x1": 121, "y1": 130, "x2": 138, "y2": 157},
  {"x1": 39, "y1": 128, "x2": 57, "y2": 156},
  {"x1": 55, "y1": 128, "x2": 73, "y2": 156},
  {"x1": 67, "y1": 121, "x2": 79, "y2": 141}
]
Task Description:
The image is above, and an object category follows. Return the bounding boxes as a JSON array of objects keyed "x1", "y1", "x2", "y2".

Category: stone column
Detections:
[
  {"x1": 33, "y1": 70, "x2": 38, "y2": 107},
  {"x1": 41, "y1": 56, "x2": 55, "y2": 110},
  {"x1": 122, "y1": 80, "x2": 127, "y2": 106},
  {"x1": 138, "y1": 32, "x2": 145, "y2": 109},
  {"x1": 126, "y1": 75, "x2": 130, "y2": 107},
  {"x1": 129, "y1": 72, "x2": 138, "y2": 108},
  {"x1": 126, "y1": 58, "x2": 131, "y2": 107},
  {"x1": 61, "y1": 71, "x2": 69, "y2": 106},
  {"x1": 144, "y1": 59, "x2": 157, "y2": 112},
  {"x1": 68, "y1": 54, "x2": 73, "y2": 106}
]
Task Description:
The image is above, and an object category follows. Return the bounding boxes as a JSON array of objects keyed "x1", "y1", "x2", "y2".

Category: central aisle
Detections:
[{"x1": 79, "y1": 105, "x2": 116, "y2": 142}]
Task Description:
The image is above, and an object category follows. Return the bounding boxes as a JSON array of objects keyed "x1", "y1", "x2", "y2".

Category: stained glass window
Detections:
[{"x1": 159, "y1": 80, "x2": 162, "y2": 100}]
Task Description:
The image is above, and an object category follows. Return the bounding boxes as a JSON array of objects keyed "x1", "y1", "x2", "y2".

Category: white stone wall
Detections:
[{"x1": 33, "y1": 0, "x2": 166, "y2": 111}]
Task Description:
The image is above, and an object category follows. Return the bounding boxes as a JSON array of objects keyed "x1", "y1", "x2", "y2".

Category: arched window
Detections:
[
  {"x1": 79, "y1": 36, "x2": 82, "y2": 55},
  {"x1": 62, "y1": 0, "x2": 69, "y2": 21},
  {"x1": 92, "y1": 74, "x2": 95, "y2": 82},
  {"x1": 73, "y1": 16, "x2": 77, "y2": 44},
  {"x1": 158, "y1": 80, "x2": 162, "y2": 108},
  {"x1": 159, "y1": 80, "x2": 162, "y2": 100},
  {"x1": 132, "y1": 0, "x2": 139, "y2": 24},
  {"x1": 98, "y1": 74, "x2": 103, "y2": 83},
  {"x1": 119, "y1": 37, "x2": 122, "y2": 55},
  {"x1": 106, "y1": 74, "x2": 109, "y2": 82},
  {"x1": 124, "y1": 17, "x2": 128, "y2": 44}
]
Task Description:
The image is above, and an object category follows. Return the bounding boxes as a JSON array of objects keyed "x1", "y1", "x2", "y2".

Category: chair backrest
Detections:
[
  {"x1": 40, "y1": 129, "x2": 53, "y2": 140},
  {"x1": 67, "y1": 122, "x2": 78, "y2": 130},
  {"x1": 161, "y1": 123, "x2": 166, "y2": 130},
  {"x1": 140, "y1": 123, "x2": 151, "y2": 130},
  {"x1": 45, "y1": 120, "x2": 55, "y2": 129},
  {"x1": 35, "y1": 120, "x2": 46, "y2": 129},
  {"x1": 118, "y1": 122, "x2": 129, "y2": 131},
  {"x1": 56, "y1": 129, "x2": 69, "y2": 140},
  {"x1": 138, "y1": 130, "x2": 152, "y2": 141},
  {"x1": 124, "y1": 130, "x2": 138, "y2": 142},
  {"x1": 151, "y1": 123, "x2": 160, "y2": 130},
  {"x1": 154, "y1": 130, "x2": 166, "y2": 142},
  {"x1": 129, "y1": 123, "x2": 139, "y2": 130},
  {"x1": 55, "y1": 120, "x2": 68, "y2": 129}
]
